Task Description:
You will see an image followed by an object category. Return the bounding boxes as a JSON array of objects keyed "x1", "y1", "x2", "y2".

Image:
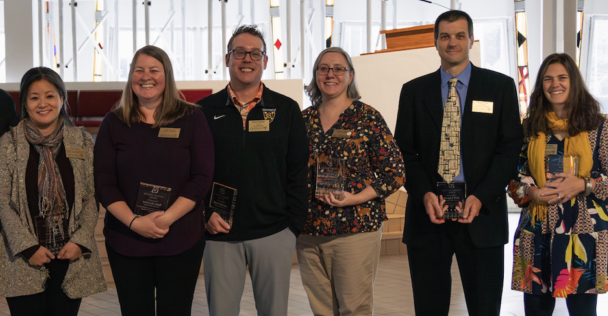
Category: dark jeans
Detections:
[
  {"x1": 6, "y1": 259, "x2": 81, "y2": 316},
  {"x1": 106, "y1": 237, "x2": 205, "y2": 316},
  {"x1": 524, "y1": 292, "x2": 598, "y2": 316}
]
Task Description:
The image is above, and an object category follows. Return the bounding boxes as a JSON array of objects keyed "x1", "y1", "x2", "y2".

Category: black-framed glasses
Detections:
[
  {"x1": 316, "y1": 66, "x2": 351, "y2": 76},
  {"x1": 229, "y1": 49, "x2": 266, "y2": 61}
]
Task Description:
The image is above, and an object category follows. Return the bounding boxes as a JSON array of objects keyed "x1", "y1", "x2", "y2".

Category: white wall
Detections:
[{"x1": 5, "y1": 0, "x2": 36, "y2": 82}]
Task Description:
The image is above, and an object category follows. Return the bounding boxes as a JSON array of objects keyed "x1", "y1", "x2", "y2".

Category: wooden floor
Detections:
[{"x1": 0, "y1": 214, "x2": 606, "y2": 315}]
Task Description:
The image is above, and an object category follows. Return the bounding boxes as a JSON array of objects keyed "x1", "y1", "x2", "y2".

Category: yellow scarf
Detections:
[{"x1": 527, "y1": 111, "x2": 592, "y2": 223}]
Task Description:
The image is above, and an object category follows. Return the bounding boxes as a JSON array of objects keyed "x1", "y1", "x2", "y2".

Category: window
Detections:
[
  {"x1": 339, "y1": 22, "x2": 381, "y2": 57},
  {"x1": 271, "y1": 16, "x2": 284, "y2": 79},
  {"x1": 474, "y1": 18, "x2": 513, "y2": 78},
  {"x1": 586, "y1": 15, "x2": 608, "y2": 111}
]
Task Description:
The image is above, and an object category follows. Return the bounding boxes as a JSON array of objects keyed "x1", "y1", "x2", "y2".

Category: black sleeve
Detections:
[
  {"x1": 470, "y1": 76, "x2": 523, "y2": 207},
  {"x1": 285, "y1": 102, "x2": 309, "y2": 236},
  {"x1": 394, "y1": 82, "x2": 434, "y2": 206}
]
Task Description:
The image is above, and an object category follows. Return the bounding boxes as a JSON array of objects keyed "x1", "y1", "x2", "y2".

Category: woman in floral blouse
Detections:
[
  {"x1": 297, "y1": 47, "x2": 405, "y2": 315},
  {"x1": 508, "y1": 53, "x2": 607, "y2": 316}
]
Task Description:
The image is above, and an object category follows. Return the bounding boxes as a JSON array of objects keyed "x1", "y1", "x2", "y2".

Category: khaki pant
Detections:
[{"x1": 296, "y1": 227, "x2": 382, "y2": 316}]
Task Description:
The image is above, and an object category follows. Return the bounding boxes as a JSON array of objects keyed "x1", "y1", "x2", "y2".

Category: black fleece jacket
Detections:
[{"x1": 196, "y1": 85, "x2": 309, "y2": 242}]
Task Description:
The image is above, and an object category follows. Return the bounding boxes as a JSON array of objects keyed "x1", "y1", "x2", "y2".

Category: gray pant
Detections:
[{"x1": 203, "y1": 227, "x2": 296, "y2": 316}]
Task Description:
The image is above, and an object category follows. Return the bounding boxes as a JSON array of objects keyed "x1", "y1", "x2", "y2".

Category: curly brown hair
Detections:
[{"x1": 523, "y1": 53, "x2": 604, "y2": 138}]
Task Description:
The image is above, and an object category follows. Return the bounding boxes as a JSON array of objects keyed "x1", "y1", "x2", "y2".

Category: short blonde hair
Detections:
[{"x1": 115, "y1": 45, "x2": 197, "y2": 127}]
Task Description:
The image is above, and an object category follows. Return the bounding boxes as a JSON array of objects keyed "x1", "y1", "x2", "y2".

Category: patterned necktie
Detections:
[{"x1": 438, "y1": 78, "x2": 461, "y2": 183}]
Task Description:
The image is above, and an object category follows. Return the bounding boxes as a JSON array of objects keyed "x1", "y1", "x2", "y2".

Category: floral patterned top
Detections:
[
  {"x1": 507, "y1": 121, "x2": 608, "y2": 297},
  {"x1": 301, "y1": 101, "x2": 405, "y2": 236}
]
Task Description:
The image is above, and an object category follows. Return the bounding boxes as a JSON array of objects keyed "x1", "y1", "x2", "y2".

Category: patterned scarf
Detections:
[
  {"x1": 23, "y1": 118, "x2": 68, "y2": 217},
  {"x1": 527, "y1": 111, "x2": 592, "y2": 223}
]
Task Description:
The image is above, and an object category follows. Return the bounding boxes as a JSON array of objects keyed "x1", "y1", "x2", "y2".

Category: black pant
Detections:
[
  {"x1": 6, "y1": 259, "x2": 82, "y2": 316},
  {"x1": 524, "y1": 292, "x2": 598, "y2": 316},
  {"x1": 106, "y1": 237, "x2": 205, "y2": 316},
  {"x1": 407, "y1": 221, "x2": 504, "y2": 316}
]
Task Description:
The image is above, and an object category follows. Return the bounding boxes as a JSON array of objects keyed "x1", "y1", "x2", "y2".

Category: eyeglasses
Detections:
[
  {"x1": 229, "y1": 49, "x2": 266, "y2": 61},
  {"x1": 316, "y1": 66, "x2": 351, "y2": 76}
]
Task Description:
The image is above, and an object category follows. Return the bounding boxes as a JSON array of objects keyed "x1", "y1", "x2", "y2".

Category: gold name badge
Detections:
[
  {"x1": 158, "y1": 128, "x2": 181, "y2": 138},
  {"x1": 472, "y1": 100, "x2": 494, "y2": 114},
  {"x1": 332, "y1": 129, "x2": 352, "y2": 138},
  {"x1": 65, "y1": 147, "x2": 86, "y2": 159},
  {"x1": 249, "y1": 120, "x2": 270, "y2": 132},
  {"x1": 546, "y1": 144, "x2": 558, "y2": 155}
]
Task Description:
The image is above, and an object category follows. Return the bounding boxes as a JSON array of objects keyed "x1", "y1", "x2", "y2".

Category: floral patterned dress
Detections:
[
  {"x1": 508, "y1": 121, "x2": 608, "y2": 298},
  {"x1": 301, "y1": 101, "x2": 405, "y2": 236}
]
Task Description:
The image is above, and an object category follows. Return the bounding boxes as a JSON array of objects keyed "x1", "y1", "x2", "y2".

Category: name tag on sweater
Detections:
[
  {"x1": 158, "y1": 128, "x2": 181, "y2": 138},
  {"x1": 65, "y1": 147, "x2": 85, "y2": 159}
]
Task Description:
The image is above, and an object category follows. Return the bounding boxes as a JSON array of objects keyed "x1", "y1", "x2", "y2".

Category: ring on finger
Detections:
[{"x1": 557, "y1": 194, "x2": 562, "y2": 199}]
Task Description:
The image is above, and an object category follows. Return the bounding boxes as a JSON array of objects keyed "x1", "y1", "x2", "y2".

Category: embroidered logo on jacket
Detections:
[{"x1": 263, "y1": 108, "x2": 276, "y2": 123}]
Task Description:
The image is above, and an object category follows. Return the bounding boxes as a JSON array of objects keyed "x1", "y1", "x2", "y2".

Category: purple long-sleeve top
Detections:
[{"x1": 94, "y1": 108, "x2": 214, "y2": 257}]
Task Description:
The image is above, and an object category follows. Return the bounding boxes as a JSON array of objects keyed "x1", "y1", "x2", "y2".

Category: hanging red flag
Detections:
[{"x1": 274, "y1": 39, "x2": 282, "y2": 50}]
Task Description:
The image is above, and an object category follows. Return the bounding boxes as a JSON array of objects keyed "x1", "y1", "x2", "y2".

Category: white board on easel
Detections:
[{"x1": 351, "y1": 42, "x2": 481, "y2": 133}]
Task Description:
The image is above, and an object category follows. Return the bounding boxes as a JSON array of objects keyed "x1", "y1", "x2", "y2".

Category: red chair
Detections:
[
  {"x1": 75, "y1": 90, "x2": 123, "y2": 128},
  {"x1": 179, "y1": 89, "x2": 213, "y2": 103}
]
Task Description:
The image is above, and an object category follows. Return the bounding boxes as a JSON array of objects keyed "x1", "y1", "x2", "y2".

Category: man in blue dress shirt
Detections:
[{"x1": 394, "y1": 10, "x2": 523, "y2": 316}]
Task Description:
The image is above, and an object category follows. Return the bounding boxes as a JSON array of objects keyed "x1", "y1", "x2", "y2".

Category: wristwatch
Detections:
[{"x1": 582, "y1": 177, "x2": 593, "y2": 197}]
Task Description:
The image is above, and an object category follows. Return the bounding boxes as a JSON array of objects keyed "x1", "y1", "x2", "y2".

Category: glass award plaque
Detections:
[
  {"x1": 546, "y1": 155, "x2": 579, "y2": 182},
  {"x1": 436, "y1": 181, "x2": 466, "y2": 220},
  {"x1": 209, "y1": 182, "x2": 237, "y2": 226},
  {"x1": 315, "y1": 157, "x2": 345, "y2": 201},
  {"x1": 134, "y1": 182, "x2": 172, "y2": 216},
  {"x1": 35, "y1": 214, "x2": 69, "y2": 255}
]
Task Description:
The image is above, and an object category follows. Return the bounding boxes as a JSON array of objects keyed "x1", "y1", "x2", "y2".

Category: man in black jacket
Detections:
[
  {"x1": 394, "y1": 11, "x2": 523, "y2": 316},
  {"x1": 196, "y1": 25, "x2": 308, "y2": 316},
  {"x1": 0, "y1": 89, "x2": 18, "y2": 137}
]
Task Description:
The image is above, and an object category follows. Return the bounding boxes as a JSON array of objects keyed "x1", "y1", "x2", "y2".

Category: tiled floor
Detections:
[{"x1": 0, "y1": 214, "x2": 606, "y2": 315}]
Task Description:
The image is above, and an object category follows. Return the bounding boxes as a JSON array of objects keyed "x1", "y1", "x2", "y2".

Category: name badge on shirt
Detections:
[
  {"x1": 158, "y1": 128, "x2": 181, "y2": 138},
  {"x1": 546, "y1": 144, "x2": 558, "y2": 155},
  {"x1": 332, "y1": 129, "x2": 352, "y2": 138},
  {"x1": 249, "y1": 120, "x2": 270, "y2": 132},
  {"x1": 472, "y1": 101, "x2": 493, "y2": 114},
  {"x1": 65, "y1": 147, "x2": 85, "y2": 159}
]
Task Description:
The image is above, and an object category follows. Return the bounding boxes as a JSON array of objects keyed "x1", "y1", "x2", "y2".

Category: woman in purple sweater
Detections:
[{"x1": 94, "y1": 46, "x2": 214, "y2": 315}]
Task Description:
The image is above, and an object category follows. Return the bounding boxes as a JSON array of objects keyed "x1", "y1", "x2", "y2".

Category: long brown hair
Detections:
[
  {"x1": 115, "y1": 45, "x2": 197, "y2": 127},
  {"x1": 523, "y1": 53, "x2": 603, "y2": 137}
]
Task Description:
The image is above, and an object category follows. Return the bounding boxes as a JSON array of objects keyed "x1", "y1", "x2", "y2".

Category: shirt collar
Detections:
[
  {"x1": 440, "y1": 62, "x2": 472, "y2": 88},
  {"x1": 226, "y1": 82, "x2": 264, "y2": 107}
]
